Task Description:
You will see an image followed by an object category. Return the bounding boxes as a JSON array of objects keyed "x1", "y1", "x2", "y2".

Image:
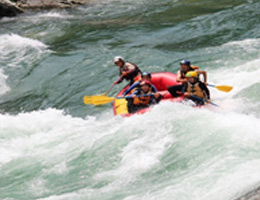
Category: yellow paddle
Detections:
[
  {"x1": 207, "y1": 84, "x2": 233, "y2": 92},
  {"x1": 83, "y1": 76, "x2": 123, "y2": 105},
  {"x1": 83, "y1": 94, "x2": 154, "y2": 106},
  {"x1": 84, "y1": 95, "x2": 116, "y2": 105}
]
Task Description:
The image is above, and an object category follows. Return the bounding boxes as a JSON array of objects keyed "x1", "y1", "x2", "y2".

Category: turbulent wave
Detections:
[
  {"x1": 1, "y1": 102, "x2": 260, "y2": 200},
  {"x1": 0, "y1": 69, "x2": 10, "y2": 95},
  {"x1": 0, "y1": 34, "x2": 49, "y2": 68},
  {"x1": 0, "y1": 34, "x2": 49, "y2": 97}
]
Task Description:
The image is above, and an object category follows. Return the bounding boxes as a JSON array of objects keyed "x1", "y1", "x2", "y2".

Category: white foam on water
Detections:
[
  {"x1": 0, "y1": 33, "x2": 49, "y2": 68},
  {"x1": 94, "y1": 103, "x2": 260, "y2": 199},
  {"x1": 0, "y1": 34, "x2": 47, "y2": 53},
  {"x1": 0, "y1": 69, "x2": 10, "y2": 95},
  {"x1": 202, "y1": 37, "x2": 260, "y2": 114},
  {"x1": 1, "y1": 10, "x2": 72, "y2": 23},
  {"x1": 0, "y1": 109, "x2": 118, "y2": 165},
  {"x1": 223, "y1": 38, "x2": 260, "y2": 52},
  {"x1": 123, "y1": 159, "x2": 260, "y2": 200},
  {"x1": 115, "y1": 103, "x2": 260, "y2": 200},
  {"x1": 0, "y1": 92, "x2": 259, "y2": 200},
  {"x1": 94, "y1": 115, "x2": 174, "y2": 186},
  {"x1": 34, "y1": 11, "x2": 71, "y2": 19}
]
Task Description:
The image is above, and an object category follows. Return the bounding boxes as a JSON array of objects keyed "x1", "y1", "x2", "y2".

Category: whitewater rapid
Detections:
[{"x1": 1, "y1": 1, "x2": 260, "y2": 199}]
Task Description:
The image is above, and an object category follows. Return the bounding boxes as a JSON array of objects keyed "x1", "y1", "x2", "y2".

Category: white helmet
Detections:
[{"x1": 114, "y1": 56, "x2": 124, "y2": 63}]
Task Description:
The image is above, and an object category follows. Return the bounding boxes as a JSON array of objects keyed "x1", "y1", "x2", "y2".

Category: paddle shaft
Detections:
[
  {"x1": 104, "y1": 83, "x2": 116, "y2": 96},
  {"x1": 103, "y1": 75, "x2": 126, "y2": 96},
  {"x1": 84, "y1": 94, "x2": 155, "y2": 106},
  {"x1": 117, "y1": 93, "x2": 154, "y2": 99},
  {"x1": 176, "y1": 91, "x2": 218, "y2": 106},
  {"x1": 190, "y1": 95, "x2": 218, "y2": 107}
]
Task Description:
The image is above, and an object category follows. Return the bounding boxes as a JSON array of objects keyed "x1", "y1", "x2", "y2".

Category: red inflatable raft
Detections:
[{"x1": 112, "y1": 72, "x2": 184, "y2": 116}]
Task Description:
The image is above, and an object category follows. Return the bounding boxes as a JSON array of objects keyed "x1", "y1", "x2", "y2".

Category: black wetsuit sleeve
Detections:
[
  {"x1": 181, "y1": 83, "x2": 188, "y2": 94},
  {"x1": 155, "y1": 94, "x2": 162, "y2": 103},
  {"x1": 151, "y1": 85, "x2": 157, "y2": 92},
  {"x1": 150, "y1": 94, "x2": 162, "y2": 104},
  {"x1": 199, "y1": 82, "x2": 210, "y2": 99}
]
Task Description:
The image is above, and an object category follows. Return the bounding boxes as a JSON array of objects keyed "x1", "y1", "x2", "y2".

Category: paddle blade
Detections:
[
  {"x1": 215, "y1": 85, "x2": 233, "y2": 92},
  {"x1": 83, "y1": 96, "x2": 93, "y2": 104},
  {"x1": 92, "y1": 96, "x2": 115, "y2": 105},
  {"x1": 83, "y1": 95, "x2": 115, "y2": 105}
]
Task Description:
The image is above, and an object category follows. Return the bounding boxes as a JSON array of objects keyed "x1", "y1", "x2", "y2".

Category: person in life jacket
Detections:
[
  {"x1": 168, "y1": 60, "x2": 207, "y2": 97},
  {"x1": 181, "y1": 71, "x2": 210, "y2": 106},
  {"x1": 127, "y1": 80, "x2": 162, "y2": 113},
  {"x1": 113, "y1": 56, "x2": 142, "y2": 86},
  {"x1": 122, "y1": 71, "x2": 157, "y2": 96}
]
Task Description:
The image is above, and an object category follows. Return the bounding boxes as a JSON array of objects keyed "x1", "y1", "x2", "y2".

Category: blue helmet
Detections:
[
  {"x1": 180, "y1": 60, "x2": 191, "y2": 66},
  {"x1": 141, "y1": 71, "x2": 152, "y2": 78}
]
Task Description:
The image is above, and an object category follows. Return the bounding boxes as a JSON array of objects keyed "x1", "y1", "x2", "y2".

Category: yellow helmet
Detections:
[{"x1": 185, "y1": 71, "x2": 197, "y2": 78}]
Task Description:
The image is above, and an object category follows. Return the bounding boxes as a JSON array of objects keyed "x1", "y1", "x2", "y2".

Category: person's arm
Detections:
[
  {"x1": 151, "y1": 84, "x2": 158, "y2": 92},
  {"x1": 123, "y1": 82, "x2": 139, "y2": 95},
  {"x1": 149, "y1": 92, "x2": 161, "y2": 104},
  {"x1": 199, "y1": 82, "x2": 210, "y2": 99},
  {"x1": 181, "y1": 83, "x2": 189, "y2": 97},
  {"x1": 114, "y1": 74, "x2": 125, "y2": 84},
  {"x1": 196, "y1": 70, "x2": 207, "y2": 83},
  {"x1": 154, "y1": 93, "x2": 162, "y2": 103},
  {"x1": 128, "y1": 89, "x2": 139, "y2": 98},
  {"x1": 176, "y1": 70, "x2": 187, "y2": 83},
  {"x1": 181, "y1": 83, "x2": 187, "y2": 94}
]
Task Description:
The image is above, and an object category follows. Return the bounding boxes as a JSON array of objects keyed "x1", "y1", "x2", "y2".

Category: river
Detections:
[{"x1": 1, "y1": 0, "x2": 260, "y2": 199}]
